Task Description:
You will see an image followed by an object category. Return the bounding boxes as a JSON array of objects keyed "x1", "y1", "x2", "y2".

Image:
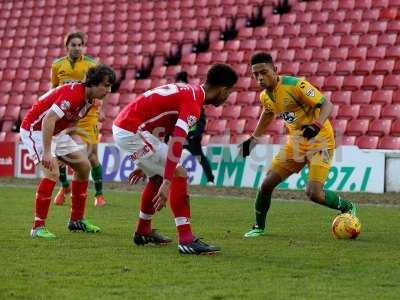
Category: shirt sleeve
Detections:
[
  {"x1": 296, "y1": 79, "x2": 326, "y2": 108},
  {"x1": 259, "y1": 91, "x2": 275, "y2": 114},
  {"x1": 51, "y1": 87, "x2": 81, "y2": 118},
  {"x1": 51, "y1": 63, "x2": 59, "y2": 88}
]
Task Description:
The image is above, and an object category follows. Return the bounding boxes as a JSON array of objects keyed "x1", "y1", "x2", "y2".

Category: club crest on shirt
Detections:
[
  {"x1": 306, "y1": 88, "x2": 315, "y2": 97},
  {"x1": 60, "y1": 100, "x2": 71, "y2": 111},
  {"x1": 187, "y1": 115, "x2": 198, "y2": 127}
]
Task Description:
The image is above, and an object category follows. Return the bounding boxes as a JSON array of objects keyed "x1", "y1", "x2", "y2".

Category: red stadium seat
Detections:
[
  {"x1": 231, "y1": 134, "x2": 251, "y2": 145},
  {"x1": 348, "y1": 47, "x2": 367, "y2": 60},
  {"x1": 332, "y1": 119, "x2": 348, "y2": 135},
  {"x1": 367, "y1": 46, "x2": 386, "y2": 60},
  {"x1": 316, "y1": 61, "x2": 336, "y2": 76},
  {"x1": 300, "y1": 24, "x2": 318, "y2": 37},
  {"x1": 206, "y1": 119, "x2": 228, "y2": 135},
  {"x1": 373, "y1": 59, "x2": 395, "y2": 75},
  {"x1": 337, "y1": 105, "x2": 360, "y2": 120},
  {"x1": 358, "y1": 105, "x2": 381, "y2": 120},
  {"x1": 391, "y1": 120, "x2": 400, "y2": 136},
  {"x1": 335, "y1": 60, "x2": 355, "y2": 75},
  {"x1": 377, "y1": 33, "x2": 397, "y2": 46},
  {"x1": 383, "y1": 75, "x2": 400, "y2": 90},
  {"x1": 338, "y1": 0, "x2": 355, "y2": 10},
  {"x1": 334, "y1": 22, "x2": 352, "y2": 35},
  {"x1": 393, "y1": 60, "x2": 400, "y2": 74},
  {"x1": 345, "y1": 9, "x2": 363, "y2": 22},
  {"x1": 378, "y1": 136, "x2": 400, "y2": 150},
  {"x1": 357, "y1": 136, "x2": 379, "y2": 149},
  {"x1": 362, "y1": 8, "x2": 380, "y2": 20},
  {"x1": 329, "y1": 10, "x2": 346, "y2": 24},
  {"x1": 274, "y1": 38, "x2": 289, "y2": 50},
  {"x1": 318, "y1": 24, "x2": 335, "y2": 36},
  {"x1": 381, "y1": 104, "x2": 400, "y2": 120},
  {"x1": 298, "y1": 62, "x2": 318, "y2": 76},
  {"x1": 368, "y1": 119, "x2": 392, "y2": 136},
  {"x1": 226, "y1": 91, "x2": 237, "y2": 105},
  {"x1": 330, "y1": 104, "x2": 338, "y2": 119},
  {"x1": 288, "y1": 37, "x2": 306, "y2": 49},
  {"x1": 221, "y1": 105, "x2": 241, "y2": 120},
  {"x1": 354, "y1": 60, "x2": 375, "y2": 75},
  {"x1": 296, "y1": 12, "x2": 312, "y2": 24},
  {"x1": 312, "y1": 48, "x2": 330, "y2": 62},
  {"x1": 369, "y1": 21, "x2": 388, "y2": 34},
  {"x1": 346, "y1": 119, "x2": 370, "y2": 136},
  {"x1": 362, "y1": 75, "x2": 384, "y2": 90},
  {"x1": 280, "y1": 62, "x2": 299, "y2": 76},
  {"x1": 295, "y1": 49, "x2": 313, "y2": 62},
  {"x1": 277, "y1": 49, "x2": 295, "y2": 62},
  {"x1": 133, "y1": 79, "x2": 151, "y2": 93},
  {"x1": 340, "y1": 136, "x2": 357, "y2": 146},
  {"x1": 323, "y1": 76, "x2": 344, "y2": 91},
  {"x1": 358, "y1": 34, "x2": 378, "y2": 47},
  {"x1": 236, "y1": 77, "x2": 251, "y2": 91},
  {"x1": 209, "y1": 134, "x2": 230, "y2": 144},
  {"x1": 227, "y1": 119, "x2": 246, "y2": 134},
  {"x1": 371, "y1": 90, "x2": 393, "y2": 105},
  {"x1": 3, "y1": 106, "x2": 20, "y2": 121},
  {"x1": 387, "y1": 20, "x2": 400, "y2": 33},
  {"x1": 240, "y1": 106, "x2": 261, "y2": 119},
  {"x1": 312, "y1": 11, "x2": 329, "y2": 24},
  {"x1": 205, "y1": 106, "x2": 223, "y2": 119},
  {"x1": 237, "y1": 91, "x2": 257, "y2": 106},
  {"x1": 340, "y1": 35, "x2": 359, "y2": 48},
  {"x1": 386, "y1": 46, "x2": 400, "y2": 59},
  {"x1": 342, "y1": 76, "x2": 363, "y2": 91},
  {"x1": 308, "y1": 76, "x2": 324, "y2": 90},
  {"x1": 331, "y1": 91, "x2": 351, "y2": 105}
]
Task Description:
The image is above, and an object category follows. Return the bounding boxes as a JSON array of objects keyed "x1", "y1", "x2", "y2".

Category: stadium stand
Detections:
[{"x1": 0, "y1": 0, "x2": 399, "y2": 149}]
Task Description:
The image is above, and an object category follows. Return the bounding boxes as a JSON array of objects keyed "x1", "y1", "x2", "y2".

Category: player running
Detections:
[
  {"x1": 51, "y1": 31, "x2": 107, "y2": 207},
  {"x1": 20, "y1": 65, "x2": 116, "y2": 239},
  {"x1": 113, "y1": 64, "x2": 238, "y2": 255},
  {"x1": 239, "y1": 52, "x2": 357, "y2": 238}
]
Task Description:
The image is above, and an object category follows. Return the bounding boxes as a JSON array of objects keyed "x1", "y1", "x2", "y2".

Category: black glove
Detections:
[
  {"x1": 302, "y1": 122, "x2": 322, "y2": 139},
  {"x1": 239, "y1": 136, "x2": 257, "y2": 157}
]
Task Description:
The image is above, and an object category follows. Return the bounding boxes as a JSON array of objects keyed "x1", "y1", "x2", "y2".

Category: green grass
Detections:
[{"x1": 0, "y1": 186, "x2": 400, "y2": 300}]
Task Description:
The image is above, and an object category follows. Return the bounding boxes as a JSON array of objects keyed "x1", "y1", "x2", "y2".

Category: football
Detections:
[{"x1": 331, "y1": 213, "x2": 361, "y2": 239}]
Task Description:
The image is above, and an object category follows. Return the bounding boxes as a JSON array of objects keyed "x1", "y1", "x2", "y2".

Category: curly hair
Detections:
[
  {"x1": 206, "y1": 64, "x2": 238, "y2": 87},
  {"x1": 85, "y1": 64, "x2": 116, "y2": 87}
]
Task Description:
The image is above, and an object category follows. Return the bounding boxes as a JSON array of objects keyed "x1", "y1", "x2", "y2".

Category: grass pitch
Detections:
[{"x1": 0, "y1": 185, "x2": 399, "y2": 299}]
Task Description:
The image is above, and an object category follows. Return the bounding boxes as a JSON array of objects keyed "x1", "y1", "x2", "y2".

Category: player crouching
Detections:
[
  {"x1": 20, "y1": 65, "x2": 116, "y2": 239},
  {"x1": 113, "y1": 64, "x2": 238, "y2": 254}
]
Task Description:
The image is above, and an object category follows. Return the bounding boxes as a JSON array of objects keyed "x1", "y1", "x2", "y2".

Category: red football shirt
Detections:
[
  {"x1": 114, "y1": 83, "x2": 206, "y2": 180},
  {"x1": 21, "y1": 83, "x2": 92, "y2": 134}
]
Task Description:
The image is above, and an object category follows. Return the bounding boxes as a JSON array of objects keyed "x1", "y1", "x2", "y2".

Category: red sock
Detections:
[
  {"x1": 70, "y1": 180, "x2": 88, "y2": 221},
  {"x1": 33, "y1": 178, "x2": 56, "y2": 228},
  {"x1": 169, "y1": 176, "x2": 193, "y2": 244},
  {"x1": 136, "y1": 179, "x2": 160, "y2": 235}
]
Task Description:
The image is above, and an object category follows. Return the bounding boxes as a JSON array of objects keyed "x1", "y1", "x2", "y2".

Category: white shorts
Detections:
[
  {"x1": 112, "y1": 125, "x2": 170, "y2": 177},
  {"x1": 20, "y1": 128, "x2": 85, "y2": 165}
]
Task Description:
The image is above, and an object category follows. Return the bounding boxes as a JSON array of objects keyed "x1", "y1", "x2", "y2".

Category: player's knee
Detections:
[
  {"x1": 76, "y1": 160, "x2": 91, "y2": 179},
  {"x1": 88, "y1": 153, "x2": 99, "y2": 166},
  {"x1": 174, "y1": 166, "x2": 187, "y2": 178},
  {"x1": 260, "y1": 179, "x2": 275, "y2": 194}
]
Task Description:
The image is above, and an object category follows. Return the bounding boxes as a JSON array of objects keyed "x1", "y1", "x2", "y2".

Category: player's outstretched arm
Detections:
[{"x1": 239, "y1": 109, "x2": 274, "y2": 157}]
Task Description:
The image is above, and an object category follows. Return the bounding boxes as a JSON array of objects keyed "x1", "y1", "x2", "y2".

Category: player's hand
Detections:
[
  {"x1": 302, "y1": 122, "x2": 322, "y2": 139},
  {"x1": 238, "y1": 136, "x2": 258, "y2": 157},
  {"x1": 128, "y1": 169, "x2": 146, "y2": 185},
  {"x1": 41, "y1": 152, "x2": 53, "y2": 171},
  {"x1": 152, "y1": 179, "x2": 171, "y2": 211}
]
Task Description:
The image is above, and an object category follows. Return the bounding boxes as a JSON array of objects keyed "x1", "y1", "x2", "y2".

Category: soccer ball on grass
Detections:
[{"x1": 331, "y1": 213, "x2": 361, "y2": 239}]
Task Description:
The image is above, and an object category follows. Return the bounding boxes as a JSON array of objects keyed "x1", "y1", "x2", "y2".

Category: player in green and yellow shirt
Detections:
[
  {"x1": 51, "y1": 31, "x2": 106, "y2": 207},
  {"x1": 239, "y1": 52, "x2": 357, "y2": 237}
]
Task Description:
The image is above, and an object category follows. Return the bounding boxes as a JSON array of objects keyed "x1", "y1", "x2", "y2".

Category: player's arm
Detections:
[
  {"x1": 239, "y1": 108, "x2": 274, "y2": 157},
  {"x1": 297, "y1": 80, "x2": 332, "y2": 139},
  {"x1": 51, "y1": 63, "x2": 59, "y2": 88},
  {"x1": 41, "y1": 110, "x2": 61, "y2": 170},
  {"x1": 152, "y1": 116, "x2": 190, "y2": 211}
]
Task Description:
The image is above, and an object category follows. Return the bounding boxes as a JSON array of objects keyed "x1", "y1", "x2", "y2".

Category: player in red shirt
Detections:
[
  {"x1": 20, "y1": 64, "x2": 116, "y2": 239},
  {"x1": 113, "y1": 64, "x2": 238, "y2": 255}
]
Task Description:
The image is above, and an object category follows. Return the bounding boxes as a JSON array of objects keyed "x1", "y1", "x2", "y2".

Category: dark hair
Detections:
[
  {"x1": 64, "y1": 31, "x2": 85, "y2": 47},
  {"x1": 206, "y1": 64, "x2": 238, "y2": 87},
  {"x1": 250, "y1": 52, "x2": 274, "y2": 66},
  {"x1": 85, "y1": 64, "x2": 116, "y2": 87},
  {"x1": 175, "y1": 71, "x2": 189, "y2": 83}
]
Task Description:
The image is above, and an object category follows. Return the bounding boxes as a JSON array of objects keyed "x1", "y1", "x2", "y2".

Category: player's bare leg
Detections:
[
  {"x1": 306, "y1": 181, "x2": 357, "y2": 216},
  {"x1": 31, "y1": 158, "x2": 60, "y2": 239},
  {"x1": 88, "y1": 144, "x2": 106, "y2": 207},
  {"x1": 61, "y1": 151, "x2": 101, "y2": 233},
  {"x1": 244, "y1": 170, "x2": 283, "y2": 238}
]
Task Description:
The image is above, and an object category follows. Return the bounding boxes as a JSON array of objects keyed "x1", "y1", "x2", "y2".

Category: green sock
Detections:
[
  {"x1": 59, "y1": 166, "x2": 69, "y2": 188},
  {"x1": 255, "y1": 190, "x2": 272, "y2": 230},
  {"x1": 324, "y1": 190, "x2": 353, "y2": 212},
  {"x1": 91, "y1": 164, "x2": 103, "y2": 196}
]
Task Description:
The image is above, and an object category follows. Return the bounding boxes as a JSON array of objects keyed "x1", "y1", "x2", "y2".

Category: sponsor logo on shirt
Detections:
[
  {"x1": 187, "y1": 115, "x2": 198, "y2": 127},
  {"x1": 306, "y1": 88, "x2": 315, "y2": 97},
  {"x1": 60, "y1": 100, "x2": 71, "y2": 111}
]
